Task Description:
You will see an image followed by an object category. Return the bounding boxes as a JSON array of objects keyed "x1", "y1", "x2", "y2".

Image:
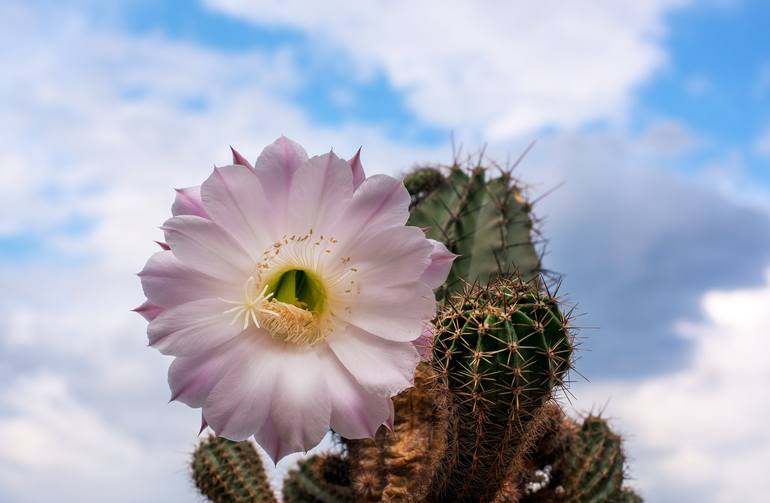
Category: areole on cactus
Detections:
[{"x1": 143, "y1": 145, "x2": 643, "y2": 502}]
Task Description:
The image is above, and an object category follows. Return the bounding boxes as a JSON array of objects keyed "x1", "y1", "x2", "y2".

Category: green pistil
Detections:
[{"x1": 266, "y1": 269, "x2": 326, "y2": 314}]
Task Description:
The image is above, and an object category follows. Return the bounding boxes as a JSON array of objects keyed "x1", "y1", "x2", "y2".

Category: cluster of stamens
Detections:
[{"x1": 220, "y1": 229, "x2": 362, "y2": 346}]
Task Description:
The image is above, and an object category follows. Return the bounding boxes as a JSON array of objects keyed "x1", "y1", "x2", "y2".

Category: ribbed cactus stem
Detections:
[
  {"x1": 282, "y1": 454, "x2": 355, "y2": 503},
  {"x1": 521, "y1": 414, "x2": 643, "y2": 503},
  {"x1": 349, "y1": 363, "x2": 449, "y2": 502},
  {"x1": 191, "y1": 435, "x2": 277, "y2": 503},
  {"x1": 429, "y1": 277, "x2": 573, "y2": 502},
  {"x1": 405, "y1": 161, "x2": 541, "y2": 298}
]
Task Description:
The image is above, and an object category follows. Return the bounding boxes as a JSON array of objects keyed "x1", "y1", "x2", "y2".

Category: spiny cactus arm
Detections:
[
  {"x1": 520, "y1": 415, "x2": 642, "y2": 503},
  {"x1": 282, "y1": 454, "x2": 355, "y2": 503},
  {"x1": 191, "y1": 435, "x2": 277, "y2": 503},
  {"x1": 405, "y1": 162, "x2": 540, "y2": 298}
]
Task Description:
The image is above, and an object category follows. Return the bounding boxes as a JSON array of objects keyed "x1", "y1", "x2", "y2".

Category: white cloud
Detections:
[
  {"x1": 0, "y1": 373, "x2": 190, "y2": 503},
  {"x1": 570, "y1": 273, "x2": 770, "y2": 502},
  {"x1": 206, "y1": 0, "x2": 690, "y2": 139}
]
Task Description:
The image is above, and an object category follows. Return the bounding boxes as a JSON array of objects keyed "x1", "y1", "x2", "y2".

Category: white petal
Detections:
[
  {"x1": 139, "y1": 251, "x2": 237, "y2": 309},
  {"x1": 168, "y1": 333, "x2": 250, "y2": 407},
  {"x1": 420, "y1": 239, "x2": 458, "y2": 289},
  {"x1": 335, "y1": 174, "x2": 410, "y2": 242},
  {"x1": 201, "y1": 165, "x2": 276, "y2": 255},
  {"x1": 253, "y1": 136, "x2": 308, "y2": 226},
  {"x1": 148, "y1": 298, "x2": 242, "y2": 356},
  {"x1": 344, "y1": 226, "x2": 433, "y2": 287},
  {"x1": 162, "y1": 215, "x2": 253, "y2": 283},
  {"x1": 320, "y1": 349, "x2": 391, "y2": 439},
  {"x1": 287, "y1": 152, "x2": 354, "y2": 234},
  {"x1": 326, "y1": 325, "x2": 419, "y2": 397},
  {"x1": 347, "y1": 281, "x2": 436, "y2": 342},
  {"x1": 253, "y1": 348, "x2": 332, "y2": 461}
]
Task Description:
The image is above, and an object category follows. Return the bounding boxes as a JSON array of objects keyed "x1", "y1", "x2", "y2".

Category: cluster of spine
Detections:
[
  {"x1": 189, "y1": 158, "x2": 642, "y2": 502},
  {"x1": 192, "y1": 435, "x2": 277, "y2": 503}
]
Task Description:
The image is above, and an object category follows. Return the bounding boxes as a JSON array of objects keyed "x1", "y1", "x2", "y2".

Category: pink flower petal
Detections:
[
  {"x1": 139, "y1": 251, "x2": 237, "y2": 309},
  {"x1": 252, "y1": 348, "x2": 331, "y2": 461},
  {"x1": 412, "y1": 323, "x2": 435, "y2": 361},
  {"x1": 172, "y1": 186, "x2": 209, "y2": 218},
  {"x1": 200, "y1": 165, "x2": 276, "y2": 254},
  {"x1": 346, "y1": 281, "x2": 436, "y2": 342},
  {"x1": 326, "y1": 326, "x2": 418, "y2": 397},
  {"x1": 321, "y1": 349, "x2": 391, "y2": 439},
  {"x1": 420, "y1": 239, "x2": 458, "y2": 289},
  {"x1": 132, "y1": 300, "x2": 163, "y2": 321},
  {"x1": 344, "y1": 226, "x2": 433, "y2": 287},
  {"x1": 203, "y1": 337, "x2": 331, "y2": 461},
  {"x1": 148, "y1": 298, "x2": 242, "y2": 356},
  {"x1": 253, "y1": 136, "x2": 308, "y2": 224},
  {"x1": 168, "y1": 333, "x2": 251, "y2": 407},
  {"x1": 230, "y1": 145, "x2": 253, "y2": 169},
  {"x1": 348, "y1": 147, "x2": 365, "y2": 188},
  {"x1": 336, "y1": 174, "x2": 410, "y2": 243},
  {"x1": 287, "y1": 151, "x2": 354, "y2": 234},
  {"x1": 162, "y1": 215, "x2": 253, "y2": 283}
]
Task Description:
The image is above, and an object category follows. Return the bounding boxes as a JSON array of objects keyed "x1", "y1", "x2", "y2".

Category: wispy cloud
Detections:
[{"x1": 206, "y1": 0, "x2": 691, "y2": 139}]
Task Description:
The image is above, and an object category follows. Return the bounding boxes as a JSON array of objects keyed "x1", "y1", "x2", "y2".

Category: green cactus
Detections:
[
  {"x1": 282, "y1": 454, "x2": 355, "y2": 503},
  {"x1": 404, "y1": 162, "x2": 541, "y2": 299},
  {"x1": 429, "y1": 276, "x2": 573, "y2": 502},
  {"x1": 522, "y1": 415, "x2": 643, "y2": 503},
  {"x1": 192, "y1": 435, "x2": 277, "y2": 503}
]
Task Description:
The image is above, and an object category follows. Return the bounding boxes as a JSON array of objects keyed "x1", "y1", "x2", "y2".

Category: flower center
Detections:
[
  {"x1": 265, "y1": 269, "x2": 326, "y2": 314},
  {"x1": 222, "y1": 269, "x2": 330, "y2": 347}
]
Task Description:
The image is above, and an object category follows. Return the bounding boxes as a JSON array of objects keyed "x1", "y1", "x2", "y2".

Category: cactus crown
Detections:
[{"x1": 405, "y1": 160, "x2": 542, "y2": 299}]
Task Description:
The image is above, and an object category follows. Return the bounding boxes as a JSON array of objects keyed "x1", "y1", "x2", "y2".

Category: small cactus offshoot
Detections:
[
  {"x1": 282, "y1": 454, "x2": 355, "y2": 503},
  {"x1": 192, "y1": 435, "x2": 276, "y2": 503}
]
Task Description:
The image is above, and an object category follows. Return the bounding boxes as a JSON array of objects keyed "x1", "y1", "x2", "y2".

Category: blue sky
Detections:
[{"x1": 1, "y1": 1, "x2": 769, "y2": 502}]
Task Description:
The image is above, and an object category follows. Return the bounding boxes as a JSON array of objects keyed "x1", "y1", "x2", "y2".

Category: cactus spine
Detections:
[
  {"x1": 522, "y1": 414, "x2": 642, "y2": 503},
  {"x1": 192, "y1": 435, "x2": 277, "y2": 503},
  {"x1": 429, "y1": 276, "x2": 573, "y2": 502},
  {"x1": 405, "y1": 162, "x2": 541, "y2": 298},
  {"x1": 282, "y1": 454, "x2": 355, "y2": 503}
]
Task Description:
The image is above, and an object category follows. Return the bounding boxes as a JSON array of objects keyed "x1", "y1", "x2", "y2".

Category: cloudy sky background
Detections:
[{"x1": 1, "y1": 1, "x2": 769, "y2": 501}]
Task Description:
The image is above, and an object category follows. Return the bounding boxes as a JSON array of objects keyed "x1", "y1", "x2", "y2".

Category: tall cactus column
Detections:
[
  {"x1": 428, "y1": 277, "x2": 574, "y2": 502},
  {"x1": 405, "y1": 163, "x2": 541, "y2": 298}
]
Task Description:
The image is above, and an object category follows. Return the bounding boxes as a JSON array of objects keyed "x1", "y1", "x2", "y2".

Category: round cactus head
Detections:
[
  {"x1": 434, "y1": 276, "x2": 573, "y2": 420},
  {"x1": 429, "y1": 275, "x2": 574, "y2": 501}
]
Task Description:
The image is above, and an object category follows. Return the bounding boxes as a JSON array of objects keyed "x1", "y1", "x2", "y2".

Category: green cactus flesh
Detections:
[
  {"x1": 430, "y1": 276, "x2": 573, "y2": 501},
  {"x1": 282, "y1": 454, "x2": 355, "y2": 503},
  {"x1": 522, "y1": 415, "x2": 642, "y2": 503},
  {"x1": 192, "y1": 435, "x2": 277, "y2": 503},
  {"x1": 559, "y1": 416, "x2": 628, "y2": 503},
  {"x1": 405, "y1": 164, "x2": 540, "y2": 298}
]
